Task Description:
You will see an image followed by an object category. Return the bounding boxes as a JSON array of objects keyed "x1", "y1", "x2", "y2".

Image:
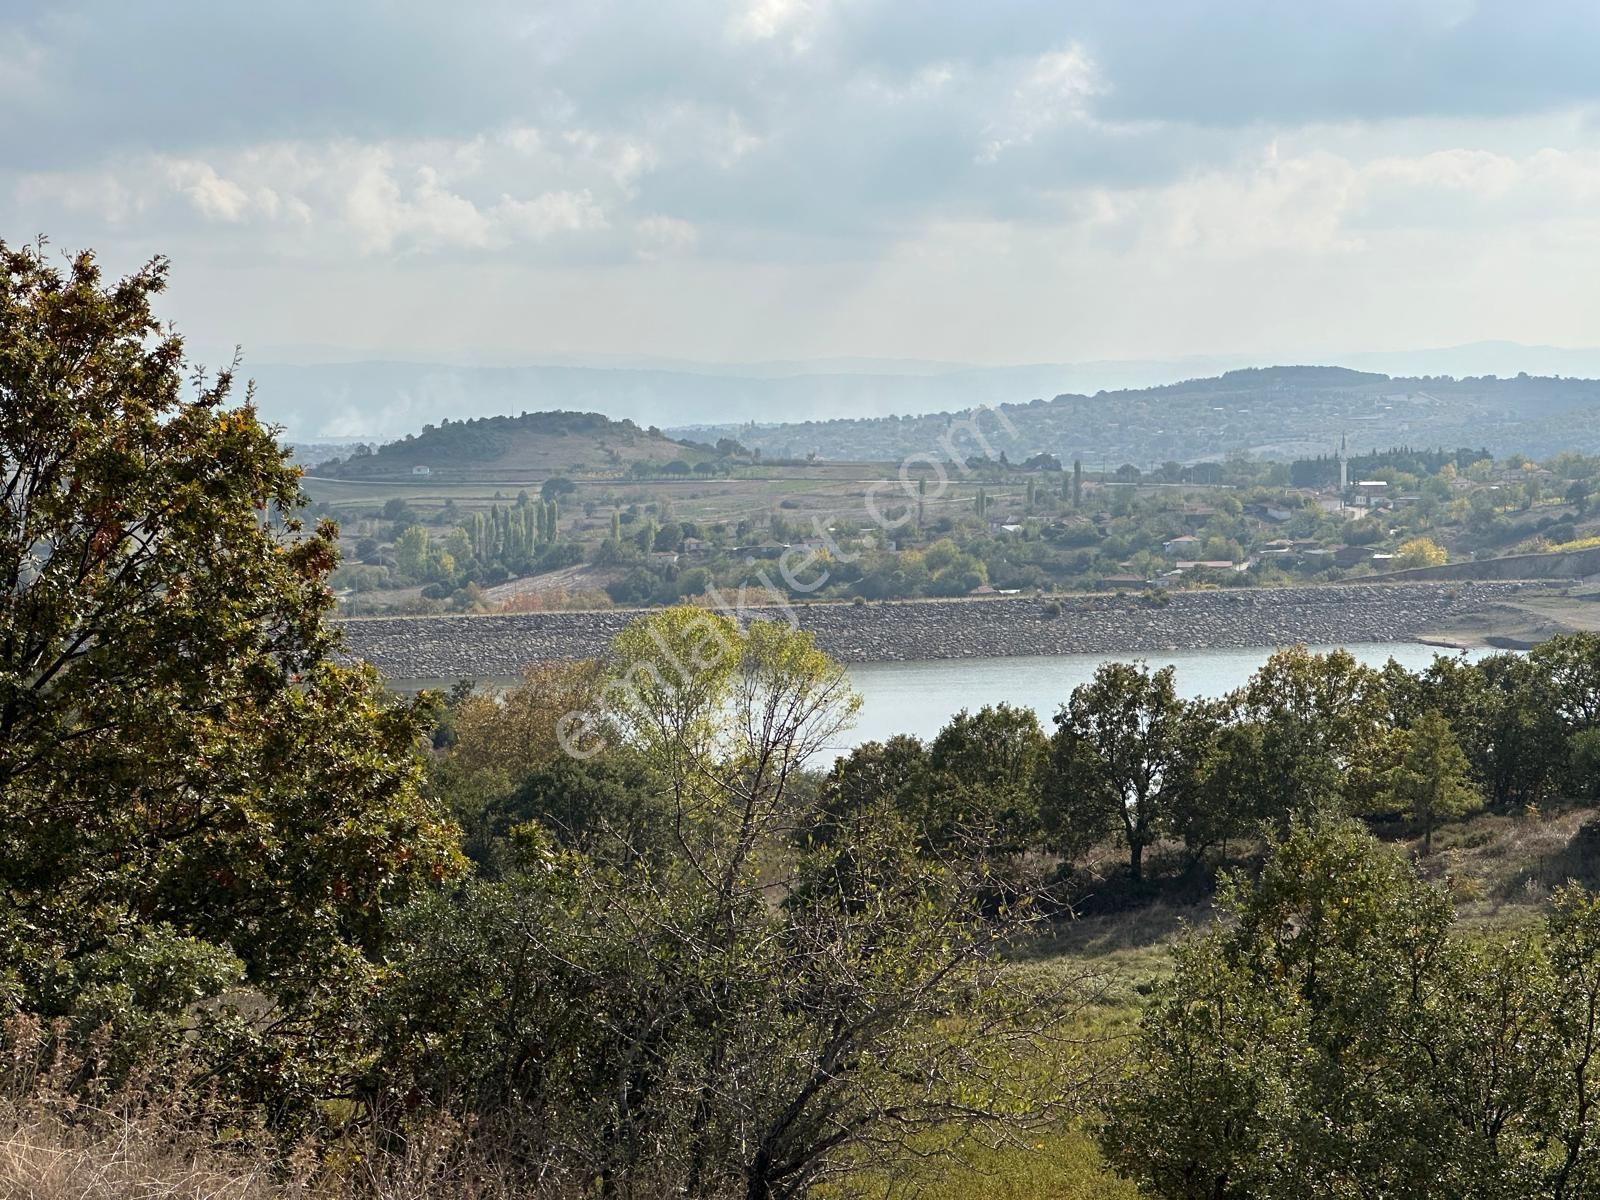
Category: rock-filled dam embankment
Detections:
[{"x1": 338, "y1": 582, "x2": 1536, "y2": 682}]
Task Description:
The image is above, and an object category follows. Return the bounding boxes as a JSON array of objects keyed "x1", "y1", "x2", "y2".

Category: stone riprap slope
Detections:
[{"x1": 339, "y1": 582, "x2": 1535, "y2": 681}]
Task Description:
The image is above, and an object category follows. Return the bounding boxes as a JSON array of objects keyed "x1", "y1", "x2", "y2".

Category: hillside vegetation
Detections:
[
  {"x1": 18, "y1": 244, "x2": 1600, "y2": 1198},
  {"x1": 315, "y1": 409, "x2": 711, "y2": 480},
  {"x1": 677, "y1": 365, "x2": 1600, "y2": 464}
]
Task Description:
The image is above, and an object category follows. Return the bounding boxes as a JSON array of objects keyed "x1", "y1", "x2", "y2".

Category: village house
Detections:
[{"x1": 1333, "y1": 545, "x2": 1377, "y2": 567}]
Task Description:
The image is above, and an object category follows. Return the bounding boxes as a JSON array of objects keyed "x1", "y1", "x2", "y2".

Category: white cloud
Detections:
[
  {"x1": 1137, "y1": 149, "x2": 1364, "y2": 256},
  {"x1": 980, "y1": 43, "x2": 1102, "y2": 162},
  {"x1": 341, "y1": 155, "x2": 493, "y2": 253},
  {"x1": 715, "y1": 112, "x2": 764, "y2": 167},
  {"x1": 729, "y1": 0, "x2": 832, "y2": 50},
  {"x1": 1063, "y1": 143, "x2": 1600, "y2": 261},
  {"x1": 11, "y1": 132, "x2": 655, "y2": 256},
  {"x1": 163, "y1": 159, "x2": 255, "y2": 222},
  {"x1": 495, "y1": 190, "x2": 609, "y2": 240},
  {"x1": 1365, "y1": 147, "x2": 1522, "y2": 194},
  {"x1": 558, "y1": 130, "x2": 655, "y2": 189},
  {"x1": 9, "y1": 2, "x2": 1600, "y2": 373}
]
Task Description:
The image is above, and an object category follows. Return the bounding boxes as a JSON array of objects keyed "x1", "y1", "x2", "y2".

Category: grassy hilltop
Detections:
[{"x1": 312, "y1": 408, "x2": 713, "y2": 481}]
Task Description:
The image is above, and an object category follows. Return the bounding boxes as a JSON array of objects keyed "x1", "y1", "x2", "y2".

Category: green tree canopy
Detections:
[
  {"x1": 1103, "y1": 816, "x2": 1600, "y2": 1198},
  {"x1": 1235, "y1": 645, "x2": 1387, "y2": 817},
  {"x1": 923, "y1": 702, "x2": 1048, "y2": 855},
  {"x1": 1046, "y1": 661, "x2": 1197, "y2": 880},
  {"x1": 0, "y1": 242, "x2": 459, "y2": 1092},
  {"x1": 1383, "y1": 710, "x2": 1482, "y2": 850},
  {"x1": 378, "y1": 608, "x2": 1088, "y2": 1197}
]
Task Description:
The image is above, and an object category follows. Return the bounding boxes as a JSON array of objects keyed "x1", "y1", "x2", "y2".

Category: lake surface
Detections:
[
  {"x1": 830, "y1": 641, "x2": 1480, "y2": 760},
  {"x1": 393, "y1": 640, "x2": 1486, "y2": 765}
]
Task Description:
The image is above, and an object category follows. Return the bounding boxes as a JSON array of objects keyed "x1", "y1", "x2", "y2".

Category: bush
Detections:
[{"x1": 1102, "y1": 816, "x2": 1600, "y2": 1198}]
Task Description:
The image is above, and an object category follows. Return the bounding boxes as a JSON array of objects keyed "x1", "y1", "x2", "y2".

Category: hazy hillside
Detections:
[
  {"x1": 671, "y1": 367, "x2": 1600, "y2": 466},
  {"x1": 244, "y1": 344, "x2": 1600, "y2": 442},
  {"x1": 311, "y1": 409, "x2": 707, "y2": 480},
  {"x1": 248, "y1": 359, "x2": 1097, "y2": 441}
]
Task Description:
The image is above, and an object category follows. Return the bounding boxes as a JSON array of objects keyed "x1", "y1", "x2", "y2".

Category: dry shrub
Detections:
[
  {"x1": 0, "y1": 1106, "x2": 281, "y2": 1200},
  {"x1": 0, "y1": 1015, "x2": 553, "y2": 1200},
  {"x1": 448, "y1": 659, "x2": 607, "y2": 779},
  {"x1": 0, "y1": 1013, "x2": 279, "y2": 1200}
]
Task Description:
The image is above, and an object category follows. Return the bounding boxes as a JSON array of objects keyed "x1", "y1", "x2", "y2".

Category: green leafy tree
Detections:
[
  {"x1": 1169, "y1": 700, "x2": 1266, "y2": 862},
  {"x1": 382, "y1": 608, "x2": 1087, "y2": 1197},
  {"x1": 1568, "y1": 727, "x2": 1600, "y2": 803},
  {"x1": 395, "y1": 523, "x2": 430, "y2": 577},
  {"x1": 466, "y1": 749, "x2": 665, "y2": 872},
  {"x1": 1568, "y1": 479, "x2": 1591, "y2": 517},
  {"x1": 812, "y1": 734, "x2": 930, "y2": 847},
  {"x1": 923, "y1": 703, "x2": 1048, "y2": 855},
  {"x1": 0, "y1": 242, "x2": 460, "y2": 1091},
  {"x1": 1046, "y1": 661, "x2": 1196, "y2": 880},
  {"x1": 1468, "y1": 652, "x2": 1569, "y2": 808},
  {"x1": 1103, "y1": 817, "x2": 1600, "y2": 1199},
  {"x1": 1385, "y1": 710, "x2": 1483, "y2": 850},
  {"x1": 1236, "y1": 645, "x2": 1386, "y2": 818},
  {"x1": 541, "y1": 475, "x2": 577, "y2": 502},
  {"x1": 1532, "y1": 632, "x2": 1600, "y2": 732}
]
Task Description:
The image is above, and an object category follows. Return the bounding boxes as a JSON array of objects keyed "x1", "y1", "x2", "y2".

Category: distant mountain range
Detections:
[
  {"x1": 251, "y1": 342, "x2": 1600, "y2": 443},
  {"x1": 292, "y1": 364, "x2": 1600, "y2": 474},
  {"x1": 671, "y1": 365, "x2": 1600, "y2": 466}
]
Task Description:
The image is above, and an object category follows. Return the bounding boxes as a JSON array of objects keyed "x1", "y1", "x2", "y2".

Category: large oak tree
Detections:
[{"x1": 0, "y1": 242, "x2": 459, "y2": 1085}]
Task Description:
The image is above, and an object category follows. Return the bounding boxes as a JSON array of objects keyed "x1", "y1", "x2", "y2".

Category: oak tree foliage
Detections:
[{"x1": 0, "y1": 242, "x2": 459, "y2": 1086}]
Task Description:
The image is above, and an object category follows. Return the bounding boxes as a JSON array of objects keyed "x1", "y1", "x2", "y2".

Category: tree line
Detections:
[
  {"x1": 10, "y1": 242, "x2": 1600, "y2": 1197},
  {"x1": 816, "y1": 634, "x2": 1600, "y2": 892}
]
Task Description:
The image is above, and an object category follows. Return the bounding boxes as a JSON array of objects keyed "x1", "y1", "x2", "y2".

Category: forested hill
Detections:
[
  {"x1": 670, "y1": 366, "x2": 1600, "y2": 466},
  {"x1": 311, "y1": 409, "x2": 708, "y2": 480}
]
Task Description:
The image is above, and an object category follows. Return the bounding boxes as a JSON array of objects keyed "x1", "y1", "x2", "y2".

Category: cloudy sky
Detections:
[{"x1": 5, "y1": 0, "x2": 1600, "y2": 371}]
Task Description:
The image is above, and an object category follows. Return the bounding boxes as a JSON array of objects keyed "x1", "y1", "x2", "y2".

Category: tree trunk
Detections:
[
  {"x1": 1130, "y1": 838, "x2": 1143, "y2": 881},
  {"x1": 745, "y1": 1149, "x2": 772, "y2": 1200}
]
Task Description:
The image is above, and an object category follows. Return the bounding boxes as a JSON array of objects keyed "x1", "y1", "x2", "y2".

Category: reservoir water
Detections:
[
  {"x1": 831, "y1": 641, "x2": 1480, "y2": 759},
  {"x1": 393, "y1": 640, "x2": 1486, "y2": 763}
]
